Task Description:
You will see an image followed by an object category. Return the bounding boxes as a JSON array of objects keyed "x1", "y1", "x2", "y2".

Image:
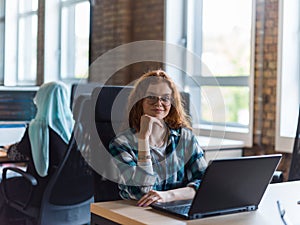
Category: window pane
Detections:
[
  {"x1": 60, "y1": 1, "x2": 90, "y2": 79},
  {"x1": 19, "y1": 0, "x2": 38, "y2": 13},
  {"x1": 60, "y1": 6, "x2": 72, "y2": 78},
  {"x1": 18, "y1": 15, "x2": 37, "y2": 82},
  {"x1": 201, "y1": 86, "x2": 249, "y2": 126},
  {"x1": 0, "y1": 0, "x2": 4, "y2": 83},
  {"x1": 0, "y1": 22, "x2": 4, "y2": 82},
  {"x1": 0, "y1": 0, "x2": 4, "y2": 17},
  {"x1": 74, "y1": 2, "x2": 90, "y2": 78},
  {"x1": 202, "y1": 0, "x2": 252, "y2": 77}
]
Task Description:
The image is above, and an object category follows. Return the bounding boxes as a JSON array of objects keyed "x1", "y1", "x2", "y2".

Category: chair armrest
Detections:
[
  {"x1": 2, "y1": 167, "x2": 37, "y2": 185},
  {"x1": 2, "y1": 167, "x2": 38, "y2": 210}
]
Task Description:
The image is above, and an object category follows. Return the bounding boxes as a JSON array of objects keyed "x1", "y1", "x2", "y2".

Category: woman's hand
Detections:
[
  {"x1": 137, "y1": 190, "x2": 169, "y2": 207},
  {"x1": 137, "y1": 187, "x2": 196, "y2": 207},
  {"x1": 139, "y1": 114, "x2": 164, "y2": 140}
]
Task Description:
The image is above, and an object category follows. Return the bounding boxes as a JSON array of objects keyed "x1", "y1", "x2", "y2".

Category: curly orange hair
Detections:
[{"x1": 127, "y1": 70, "x2": 191, "y2": 131}]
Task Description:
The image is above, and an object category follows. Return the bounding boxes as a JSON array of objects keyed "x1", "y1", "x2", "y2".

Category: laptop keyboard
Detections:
[{"x1": 168, "y1": 205, "x2": 191, "y2": 215}]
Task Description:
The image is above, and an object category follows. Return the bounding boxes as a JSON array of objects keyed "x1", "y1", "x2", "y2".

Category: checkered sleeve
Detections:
[
  {"x1": 109, "y1": 135, "x2": 156, "y2": 200},
  {"x1": 185, "y1": 134, "x2": 207, "y2": 190}
]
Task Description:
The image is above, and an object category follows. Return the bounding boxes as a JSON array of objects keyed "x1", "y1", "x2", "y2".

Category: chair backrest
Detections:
[
  {"x1": 94, "y1": 85, "x2": 133, "y2": 150},
  {"x1": 38, "y1": 94, "x2": 94, "y2": 224},
  {"x1": 70, "y1": 82, "x2": 102, "y2": 110},
  {"x1": 90, "y1": 86, "x2": 131, "y2": 202},
  {"x1": 288, "y1": 106, "x2": 300, "y2": 181}
]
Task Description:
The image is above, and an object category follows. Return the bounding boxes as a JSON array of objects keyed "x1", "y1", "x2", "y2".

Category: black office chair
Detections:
[
  {"x1": 288, "y1": 106, "x2": 300, "y2": 181},
  {"x1": 1, "y1": 95, "x2": 94, "y2": 225}
]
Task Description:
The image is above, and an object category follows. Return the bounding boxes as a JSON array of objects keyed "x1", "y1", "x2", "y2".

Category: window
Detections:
[
  {"x1": 59, "y1": 0, "x2": 90, "y2": 80},
  {"x1": 44, "y1": 0, "x2": 90, "y2": 82},
  {"x1": 276, "y1": 0, "x2": 300, "y2": 153},
  {"x1": 165, "y1": 0, "x2": 254, "y2": 146},
  {"x1": 1, "y1": 0, "x2": 90, "y2": 85},
  {"x1": 0, "y1": 0, "x2": 4, "y2": 84},
  {"x1": 17, "y1": 0, "x2": 38, "y2": 84},
  {"x1": 3, "y1": 0, "x2": 38, "y2": 85}
]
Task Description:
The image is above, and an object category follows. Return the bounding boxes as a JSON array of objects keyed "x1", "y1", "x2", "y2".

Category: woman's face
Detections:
[{"x1": 142, "y1": 82, "x2": 172, "y2": 119}]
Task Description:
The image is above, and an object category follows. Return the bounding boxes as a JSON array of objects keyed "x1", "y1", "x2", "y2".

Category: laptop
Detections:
[{"x1": 151, "y1": 154, "x2": 282, "y2": 220}]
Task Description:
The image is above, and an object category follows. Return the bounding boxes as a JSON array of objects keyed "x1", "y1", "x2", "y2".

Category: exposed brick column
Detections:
[
  {"x1": 89, "y1": 0, "x2": 164, "y2": 84},
  {"x1": 253, "y1": 0, "x2": 278, "y2": 152},
  {"x1": 36, "y1": 0, "x2": 45, "y2": 85}
]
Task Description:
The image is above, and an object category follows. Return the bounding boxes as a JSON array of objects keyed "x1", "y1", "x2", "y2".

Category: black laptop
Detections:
[{"x1": 151, "y1": 154, "x2": 282, "y2": 220}]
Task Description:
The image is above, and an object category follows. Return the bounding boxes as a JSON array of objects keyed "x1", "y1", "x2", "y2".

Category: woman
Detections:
[
  {"x1": 109, "y1": 70, "x2": 207, "y2": 207},
  {"x1": 0, "y1": 81, "x2": 74, "y2": 224}
]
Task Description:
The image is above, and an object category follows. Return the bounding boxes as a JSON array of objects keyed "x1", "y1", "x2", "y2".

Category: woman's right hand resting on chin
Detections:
[{"x1": 138, "y1": 114, "x2": 164, "y2": 140}]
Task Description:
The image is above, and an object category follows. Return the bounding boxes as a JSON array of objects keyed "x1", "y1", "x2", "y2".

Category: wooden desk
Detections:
[{"x1": 90, "y1": 181, "x2": 300, "y2": 225}]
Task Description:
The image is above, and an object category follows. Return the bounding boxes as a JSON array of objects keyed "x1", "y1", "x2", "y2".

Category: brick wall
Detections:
[
  {"x1": 249, "y1": 0, "x2": 291, "y2": 179},
  {"x1": 90, "y1": 0, "x2": 132, "y2": 61},
  {"x1": 254, "y1": 0, "x2": 278, "y2": 149},
  {"x1": 89, "y1": 0, "x2": 164, "y2": 84},
  {"x1": 37, "y1": 0, "x2": 45, "y2": 85}
]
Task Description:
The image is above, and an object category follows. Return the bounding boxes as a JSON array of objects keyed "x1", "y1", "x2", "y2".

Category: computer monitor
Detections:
[{"x1": 0, "y1": 87, "x2": 38, "y2": 123}]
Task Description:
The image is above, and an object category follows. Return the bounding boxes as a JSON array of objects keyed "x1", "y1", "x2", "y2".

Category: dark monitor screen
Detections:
[{"x1": 0, "y1": 88, "x2": 38, "y2": 122}]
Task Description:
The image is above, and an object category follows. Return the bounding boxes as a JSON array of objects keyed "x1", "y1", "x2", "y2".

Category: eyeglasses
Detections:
[
  {"x1": 144, "y1": 95, "x2": 172, "y2": 106},
  {"x1": 277, "y1": 200, "x2": 293, "y2": 225}
]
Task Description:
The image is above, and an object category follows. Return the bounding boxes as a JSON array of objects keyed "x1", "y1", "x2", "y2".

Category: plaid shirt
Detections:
[{"x1": 109, "y1": 126, "x2": 207, "y2": 200}]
